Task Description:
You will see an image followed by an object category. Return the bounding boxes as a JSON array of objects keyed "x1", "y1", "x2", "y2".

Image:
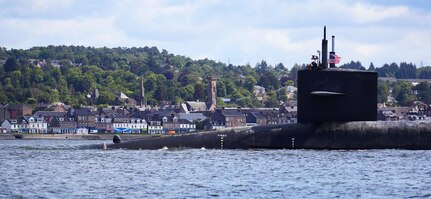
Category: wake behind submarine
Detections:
[{"x1": 108, "y1": 27, "x2": 431, "y2": 150}]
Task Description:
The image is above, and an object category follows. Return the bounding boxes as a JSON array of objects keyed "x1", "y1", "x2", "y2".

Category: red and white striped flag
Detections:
[{"x1": 329, "y1": 53, "x2": 341, "y2": 64}]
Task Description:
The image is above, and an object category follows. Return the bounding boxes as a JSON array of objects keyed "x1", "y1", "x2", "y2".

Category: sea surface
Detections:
[{"x1": 0, "y1": 140, "x2": 430, "y2": 199}]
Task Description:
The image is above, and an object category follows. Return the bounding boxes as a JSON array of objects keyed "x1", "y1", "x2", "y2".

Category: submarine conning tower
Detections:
[{"x1": 297, "y1": 26, "x2": 378, "y2": 123}]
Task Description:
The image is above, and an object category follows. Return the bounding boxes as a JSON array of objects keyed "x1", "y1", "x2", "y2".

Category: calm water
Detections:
[{"x1": 0, "y1": 140, "x2": 430, "y2": 198}]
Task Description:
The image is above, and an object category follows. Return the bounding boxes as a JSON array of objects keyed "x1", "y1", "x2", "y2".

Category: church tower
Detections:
[
  {"x1": 207, "y1": 76, "x2": 219, "y2": 106},
  {"x1": 140, "y1": 76, "x2": 145, "y2": 108}
]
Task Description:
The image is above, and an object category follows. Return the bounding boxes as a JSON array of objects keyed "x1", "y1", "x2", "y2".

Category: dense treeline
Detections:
[
  {"x1": 0, "y1": 46, "x2": 295, "y2": 108},
  {"x1": 341, "y1": 61, "x2": 431, "y2": 106},
  {"x1": 0, "y1": 46, "x2": 430, "y2": 108},
  {"x1": 340, "y1": 61, "x2": 431, "y2": 79}
]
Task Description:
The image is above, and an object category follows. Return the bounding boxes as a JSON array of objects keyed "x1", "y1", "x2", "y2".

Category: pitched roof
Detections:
[
  {"x1": 100, "y1": 108, "x2": 115, "y2": 116},
  {"x1": 6, "y1": 104, "x2": 33, "y2": 111},
  {"x1": 23, "y1": 116, "x2": 46, "y2": 123},
  {"x1": 250, "y1": 112, "x2": 266, "y2": 119},
  {"x1": 186, "y1": 101, "x2": 208, "y2": 111},
  {"x1": 33, "y1": 111, "x2": 67, "y2": 117},
  {"x1": 72, "y1": 109, "x2": 95, "y2": 116},
  {"x1": 178, "y1": 113, "x2": 207, "y2": 122},
  {"x1": 152, "y1": 109, "x2": 176, "y2": 117},
  {"x1": 112, "y1": 114, "x2": 129, "y2": 119},
  {"x1": 55, "y1": 116, "x2": 77, "y2": 123},
  {"x1": 129, "y1": 110, "x2": 152, "y2": 119},
  {"x1": 178, "y1": 118, "x2": 193, "y2": 124},
  {"x1": 221, "y1": 109, "x2": 244, "y2": 117}
]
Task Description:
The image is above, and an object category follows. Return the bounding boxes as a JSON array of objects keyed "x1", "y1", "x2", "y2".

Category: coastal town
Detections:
[
  {"x1": 0, "y1": 78, "x2": 297, "y2": 134},
  {"x1": 1, "y1": 75, "x2": 430, "y2": 135}
]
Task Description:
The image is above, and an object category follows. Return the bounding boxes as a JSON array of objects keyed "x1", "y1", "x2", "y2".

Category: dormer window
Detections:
[
  {"x1": 162, "y1": 117, "x2": 167, "y2": 122},
  {"x1": 59, "y1": 118, "x2": 64, "y2": 121},
  {"x1": 29, "y1": 118, "x2": 34, "y2": 122},
  {"x1": 173, "y1": 117, "x2": 178, "y2": 122},
  {"x1": 37, "y1": 118, "x2": 43, "y2": 122}
]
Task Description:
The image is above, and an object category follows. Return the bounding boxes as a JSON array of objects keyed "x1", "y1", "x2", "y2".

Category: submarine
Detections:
[{"x1": 108, "y1": 27, "x2": 431, "y2": 150}]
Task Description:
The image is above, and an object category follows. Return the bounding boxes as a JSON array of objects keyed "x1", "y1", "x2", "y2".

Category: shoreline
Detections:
[{"x1": 0, "y1": 133, "x2": 157, "y2": 141}]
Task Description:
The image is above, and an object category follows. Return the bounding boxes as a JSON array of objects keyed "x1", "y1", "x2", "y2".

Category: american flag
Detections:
[{"x1": 329, "y1": 53, "x2": 341, "y2": 64}]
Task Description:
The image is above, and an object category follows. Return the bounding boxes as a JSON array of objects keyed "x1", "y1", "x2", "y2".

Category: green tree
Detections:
[
  {"x1": 418, "y1": 67, "x2": 431, "y2": 79},
  {"x1": 193, "y1": 83, "x2": 205, "y2": 101},
  {"x1": 277, "y1": 87, "x2": 288, "y2": 102},
  {"x1": 259, "y1": 71, "x2": 280, "y2": 91},
  {"x1": 377, "y1": 80, "x2": 390, "y2": 103},
  {"x1": 4, "y1": 57, "x2": 19, "y2": 72},
  {"x1": 368, "y1": 62, "x2": 375, "y2": 71},
  {"x1": 244, "y1": 75, "x2": 257, "y2": 92},
  {"x1": 265, "y1": 91, "x2": 279, "y2": 108},
  {"x1": 415, "y1": 82, "x2": 431, "y2": 104},
  {"x1": 395, "y1": 80, "x2": 414, "y2": 106},
  {"x1": 217, "y1": 81, "x2": 227, "y2": 97},
  {"x1": 289, "y1": 64, "x2": 302, "y2": 82}
]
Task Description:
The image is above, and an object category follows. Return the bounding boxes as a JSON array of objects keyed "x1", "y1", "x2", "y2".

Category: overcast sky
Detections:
[{"x1": 1, "y1": 0, "x2": 430, "y2": 68}]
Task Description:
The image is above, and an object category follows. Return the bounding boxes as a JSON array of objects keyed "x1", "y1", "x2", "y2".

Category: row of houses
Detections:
[
  {"x1": 1, "y1": 108, "x2": 197, "y2": 134},
  {"x1": 377, "y1": 102, "x2": 431, "y2": 121},
  {"x1": 0, "y1": 103, "x2": 298, "y2": 134}
]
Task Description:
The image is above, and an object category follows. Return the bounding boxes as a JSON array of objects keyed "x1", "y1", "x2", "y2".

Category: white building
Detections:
[
  {"x1": 1, "y1": 119, "x2": 24, "y2": 133},
  {"x1": 148, "y1": 121, "x2": 164, "y2": 134},
  {"x1": 24, "y1": 116, "x2": 48, "y2": 133},
  {"x1": 178, "y1": 119, "x2": 196, "y2": 133},
  {"x1": 112, "y1": 117, "x2": 147, "y2": 133},
  {"x1": 1, "y1": 116, "x2": 48, "y2": 133}
]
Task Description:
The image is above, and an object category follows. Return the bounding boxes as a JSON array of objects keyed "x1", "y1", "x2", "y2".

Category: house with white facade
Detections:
[
  {"x1": 126, "y1": 118, "x2": 147, "y2": 133},
  {"x1": 178, "y1": 119, "x2": 196, "y2": 133},
  {"x1": 1, "y1": 116, "x2": 47, "y2": 133},
  {"x1": 111, "y1": 114, "x2": 148, "y2": 133},
  {"x1": 23, "y1": 116, "x2": 48, "y2": 133},
  {"x1": 1, "y1": 119, "x2": 24, "y2": 133}
]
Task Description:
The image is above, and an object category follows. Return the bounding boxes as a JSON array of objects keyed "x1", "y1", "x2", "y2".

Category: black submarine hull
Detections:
[{"x1": 107, "y1": 121, "x2": 431, "y2": 150}]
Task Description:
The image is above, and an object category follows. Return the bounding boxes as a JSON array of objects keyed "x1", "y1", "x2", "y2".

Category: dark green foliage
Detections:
[
  {"x1": 368, "y1": 62, "x2": 375, "y2": 71},
  {"x1": 377, "y1": 80, "x2": 390, "y2": 103},
  {"x1": 394, "y1": 80, "x2": 414, "y2": 106},
  {"x1": 339, "y1": 61, "x2": 366, "y2": 70},
  {"x1": 394, "y1": 62, "x2": 416, "y2": 79},
  {"x1": 418, "y1": 67, "x2": 431, "y2": 79},
  {"x1": 414, "y1": 82, "x2": 431, "y2": 104},
  {"x1": 258, "y1": 71, "x2": 280, "y2": 91},
  {"x1": 376, "y1": 63, "x2": 400, "y2": 77},
  {"x1": 4, "y1": 57, "x2": 19, "y2": 72},
  {"x1": 0, "y1": 45, "x2": 428, "y2": 108}
]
